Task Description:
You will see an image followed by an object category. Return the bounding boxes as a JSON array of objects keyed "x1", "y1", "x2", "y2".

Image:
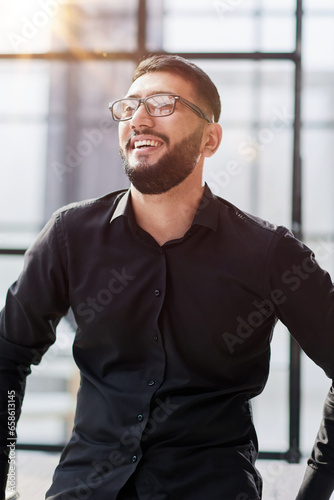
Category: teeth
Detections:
[{"x1": 134, "y1": 140, "x2": 160, "y2": 149}]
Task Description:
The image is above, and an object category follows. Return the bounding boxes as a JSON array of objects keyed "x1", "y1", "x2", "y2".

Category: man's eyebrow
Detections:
[{"x1": 125, "y1": 91, "x2": 178, "y2": 98}]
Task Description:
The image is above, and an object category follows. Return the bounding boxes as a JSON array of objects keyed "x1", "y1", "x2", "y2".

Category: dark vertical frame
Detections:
[
  {"x1": 137, "y1": 0, "x2": 147, "y2": 60},
  {"x1": 0, "y1": 0, "x2": 304, "y2": 462},
  {"x1": 288, "y1": 0, "x2": 303, "y2": 464}
]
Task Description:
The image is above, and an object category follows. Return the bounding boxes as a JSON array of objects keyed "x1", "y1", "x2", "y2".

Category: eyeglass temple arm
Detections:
[{"x1": 176, "y1": 97, "x2": 212, "y2": 124}]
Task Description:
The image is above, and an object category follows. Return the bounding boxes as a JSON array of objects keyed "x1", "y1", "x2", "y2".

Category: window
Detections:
[{"x1": 1, "y1": 0, "x2": 333, "y2": 460}]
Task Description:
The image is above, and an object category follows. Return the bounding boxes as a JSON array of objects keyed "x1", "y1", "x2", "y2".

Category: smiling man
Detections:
[
  {"x1": 1, "y1": 55, "x2": 334, "y2": 500},
  {"x1": 115, "y1": 66, "x2": 222, "y2": 246},
  {"x1": 118, "y1": 74, "x2": 214, "y2": 196}
]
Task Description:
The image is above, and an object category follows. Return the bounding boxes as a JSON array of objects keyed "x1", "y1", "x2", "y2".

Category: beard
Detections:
[{"x1": 120, "y1": 125, "x2": 204, "y2": 195}]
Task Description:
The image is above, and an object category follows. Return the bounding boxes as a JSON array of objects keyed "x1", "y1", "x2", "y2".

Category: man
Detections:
[{"x1": 0, "y1": 55, "x2": 334, "y2": 500}]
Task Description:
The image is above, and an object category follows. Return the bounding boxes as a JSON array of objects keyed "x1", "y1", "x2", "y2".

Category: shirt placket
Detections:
[{"x1": 125, "y1": 246, "x2": 167, "y2": 468}]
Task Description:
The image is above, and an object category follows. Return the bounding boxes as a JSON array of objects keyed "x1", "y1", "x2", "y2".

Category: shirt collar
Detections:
[
  {"x1": 192, "y1": 184, "x2": 220, "y2": 232},
  {"x1": 109, "y1": 189, "x2": 132, "y2": 223},
  {"x1": 109, "y1": 184, "x2": 220, "y2": 232}
]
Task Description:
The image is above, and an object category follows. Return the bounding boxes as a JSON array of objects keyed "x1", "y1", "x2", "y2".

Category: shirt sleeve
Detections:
[
  {"x1": 268, "y1": 230, "x2": 334, "y2": 499},
  {"x1": 0, "y1": 212, "x2": 70, "y2": 498},
  {"x1": 295, "y1": 386, "x2": 334, "y2": 499}
]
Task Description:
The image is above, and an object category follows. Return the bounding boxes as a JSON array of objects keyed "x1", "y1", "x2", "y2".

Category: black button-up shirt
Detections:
[{"x1": 1, "y1": 185, "x2": 334, "y2": 499}]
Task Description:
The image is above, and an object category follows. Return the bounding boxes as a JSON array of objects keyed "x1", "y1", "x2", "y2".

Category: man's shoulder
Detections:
[
  {"x1": 213, "y1": 193, "x2": 290, "y2": 239},
  {"x1": 53, "y1": 188, "x2": 128, "y2": 218}
]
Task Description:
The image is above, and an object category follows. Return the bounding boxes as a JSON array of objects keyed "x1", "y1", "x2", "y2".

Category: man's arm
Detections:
[
  {"x1": 0, "y1": 213, "x2": 70, "y2": 498},
  {"x1": 268, "y1": 230, "x2": 334, "y2": 498},
  {"x1": 296, "y1": 385, "x2": 334, "y2": 499}
]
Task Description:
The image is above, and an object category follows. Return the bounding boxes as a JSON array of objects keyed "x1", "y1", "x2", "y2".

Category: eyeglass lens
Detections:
[{"x1": 113, "y1": 95, "x2": 175, "y2": 120}]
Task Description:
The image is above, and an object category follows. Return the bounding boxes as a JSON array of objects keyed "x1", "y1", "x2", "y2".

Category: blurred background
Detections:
[{"x1": 0, "y1": 0, "x2": 334, "y2": 489}]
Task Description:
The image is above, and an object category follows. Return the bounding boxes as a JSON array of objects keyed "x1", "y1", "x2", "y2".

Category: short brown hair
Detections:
[{"x1": 132, "y1": 54, "x2": 221, "y2": 123}]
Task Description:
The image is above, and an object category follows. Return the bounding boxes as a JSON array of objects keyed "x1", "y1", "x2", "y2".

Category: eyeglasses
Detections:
[{"x1": 109, "y1": 93, "x2": 212, "y2": 124}]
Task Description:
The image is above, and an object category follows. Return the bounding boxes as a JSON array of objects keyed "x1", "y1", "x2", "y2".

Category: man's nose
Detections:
[{"x1": 130, "y1": 103, "x2": 155, "y2": 128}]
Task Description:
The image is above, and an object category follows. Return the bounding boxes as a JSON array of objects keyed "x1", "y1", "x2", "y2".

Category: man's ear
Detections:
[{"x1": 202, "y1": 123, "x2": 223, "y2": 158}]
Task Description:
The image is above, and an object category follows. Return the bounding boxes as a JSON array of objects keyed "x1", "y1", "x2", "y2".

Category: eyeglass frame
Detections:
[{"x1": 109, "y1": 93, "x2": 212, "y2": 124}]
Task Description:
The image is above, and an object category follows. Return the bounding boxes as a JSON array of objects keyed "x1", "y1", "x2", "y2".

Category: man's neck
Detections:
[{"x1": 130, "y1": 175, "x2": 205, "y2": 246}]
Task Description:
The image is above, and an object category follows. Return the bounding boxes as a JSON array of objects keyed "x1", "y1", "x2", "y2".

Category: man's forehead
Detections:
[{"x1": 125, "y1": 71, "x2": 195, "y2": 99}]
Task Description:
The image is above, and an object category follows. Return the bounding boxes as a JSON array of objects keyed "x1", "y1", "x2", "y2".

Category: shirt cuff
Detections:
[{"x1": 296, "y1": 465, "x2": 334, "y2": 500}]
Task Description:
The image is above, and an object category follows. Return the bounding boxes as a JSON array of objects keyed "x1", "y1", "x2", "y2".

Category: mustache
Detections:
[{"x1": 125, "y1": 129, "x2": 170, "y2": 149}]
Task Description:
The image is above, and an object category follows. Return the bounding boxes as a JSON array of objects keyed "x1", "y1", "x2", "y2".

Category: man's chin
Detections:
[
  {"x1": 124, "y1": 152, "x2": 153, "y2": 169},
  {"x1": 125, "y1": 161, "x2": 154, "y2": 176},
  {"x1": 131, "y1": 158, "x2": 151, "y2": 169},
  {"x1": 125, "y1": 168, "x2": 187, "y2": 195}
]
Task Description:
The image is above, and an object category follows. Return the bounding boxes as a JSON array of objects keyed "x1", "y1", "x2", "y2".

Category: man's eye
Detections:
[
  {"x1": 122, "y1": 104, "x2": 135, "y2": 115},
  {"x1": 156, "y1": 104, "x2": 172, "y2": 115}
]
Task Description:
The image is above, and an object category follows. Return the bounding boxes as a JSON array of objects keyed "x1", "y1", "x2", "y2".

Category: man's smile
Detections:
[
  {"x1": 125, "y1": 129, "x2": 169, "y2": 153},
  {"x1": 134, "y1": 139, "x2": 162, "y2": 149},
  {"x1": 126, "y1": 133, "x2": 166, "y2": 157}
]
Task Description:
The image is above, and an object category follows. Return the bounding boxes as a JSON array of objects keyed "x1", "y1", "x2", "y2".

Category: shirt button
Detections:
[
  {"x1": 154, "y1": 289, "x2": 160, "y2": 296},
  {"x1": 132, "y1": 455, "x2": 137, "y2": 463},
  {"x1": 153, "y1": 335, "x2": 158, "y2": 342},
  {"x1": 148, "y1": 380, "x2": 155, "y2": 386},
  {"x1": 137, "y1": 414, "x2": 143, "y2": 422}
]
